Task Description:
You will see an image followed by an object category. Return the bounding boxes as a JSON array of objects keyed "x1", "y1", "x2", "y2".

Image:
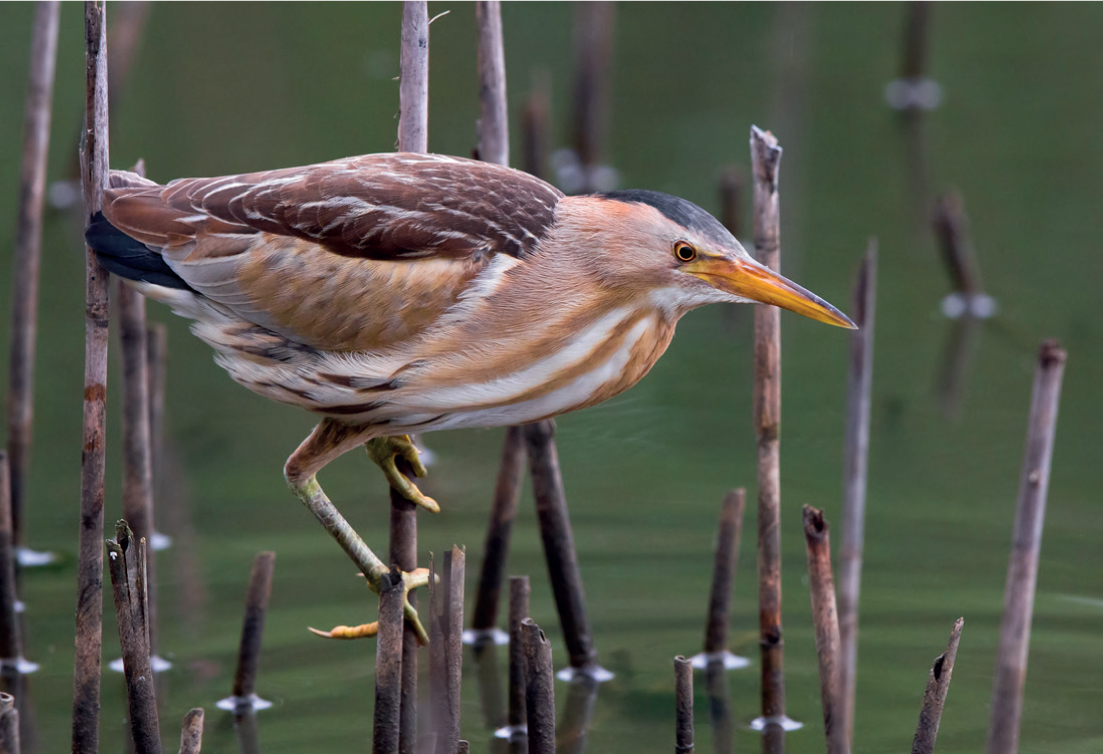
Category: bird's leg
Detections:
[
  {"x1": 364, "y1": 434, "x2": 440, "y2": 513},
  {"x1": 285, "y1": 419, "x2": 429, "y2": 644}
]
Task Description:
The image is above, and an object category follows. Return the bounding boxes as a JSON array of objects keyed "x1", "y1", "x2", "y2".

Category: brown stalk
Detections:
[
  {"x1": 374, "y1": 570, "x2": 405, "y2": 754},
  {"x1": 986, "y1": 341, "x2": 1067, "y2": 754},
  {"x1": 389, "y1": 462, "x2": 418, "y2": 754},
  {"x1": 0, "y1": 457, "x2": 23, "y2": 666},
  {"x1": 470, "y1": 428, "x2": 524, "y2": 637},
  {"x1": 145, "y1": 323, "x2": 167, "y2": 520},
  {"x1": 7, "y1": 0, "x2": 59, "y2": 550},
  {"x1": 177, "y1": 708, "x2": 203, "y2": 754},
  {"x1": 521, "y1": 619, "x2": 555, "y2": 754},
  {"x1": 106, "y1": 522, "x2": 161, "y2": 754},
  {"x1": 0, "y1": 691, "x2": 17, "y2": 754},
  {"x1": 675, "y1": 656, "x2": 694, "y2": 754},
  {"x1": 435, "y1": 546, "x2": 466, "y2": 754},
  {"x1": 506, "y1": 575, "x2": 530, "y2": 735},
  {"x1": 750, "y1": 125, "x2": 788, "y2": 726},
  {"x1": 932, "y1": 191, "x2": 983, "y2": 298},
  {"x1": 912, "y1": 618, "x2": 964, "y2": 754},
  {"x1": 570, "y1": 2, "x2": 615, "y2": 184},
  {"x1": 837, "y1": 241, "x2": 877, "y2": 746},
  {"x1": 522, "y1": 420, "x2": 601, "y2": 674},
  {"x1": 228, "y1": 552, "x2": 275, "y2": 706},
  {"x1": 703, "y1": 489, "x2": 746, "y2": 657},
  {"x1": 803, "y1": 506, "x2": 847, "y2": 754},
  {"x1": 475, "y1": 1, "x2": 508, "y2": 167},
  {"x1": 399, "y1": 1, "x2": 429, "y2": 153},
  {"x1": 72, "y1": 4, "x2": 111, "y2": 752},
  {"x1": 900, "y1": 2, "x2": 932, "y2": 81},
  {"x1": 522, "y1": 74, "x2": 551, "y2": 182}
]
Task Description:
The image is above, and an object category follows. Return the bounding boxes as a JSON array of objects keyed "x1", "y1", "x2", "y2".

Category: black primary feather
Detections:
[{"x1": 85, "y1": 213, "x2": 193, "y2": 290}]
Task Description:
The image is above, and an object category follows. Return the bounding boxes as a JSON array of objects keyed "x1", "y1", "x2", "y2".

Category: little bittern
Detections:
[{"x1": 88, "y1": 152, "x2": 854, "y2": 640}]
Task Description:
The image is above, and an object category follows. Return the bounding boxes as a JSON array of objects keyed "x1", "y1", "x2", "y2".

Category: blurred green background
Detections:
[{"x1": 1, "y1": 2, "x2": 1102, "y2": 752}]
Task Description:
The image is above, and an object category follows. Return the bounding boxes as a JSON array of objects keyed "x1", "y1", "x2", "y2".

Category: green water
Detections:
[{"x1": 1, "y1": 3, "x2": 1102, "y2": 752}]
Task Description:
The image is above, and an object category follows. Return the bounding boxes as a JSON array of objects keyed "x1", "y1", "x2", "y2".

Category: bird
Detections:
[{"x1": 87, "y1": 151, "x2": 854, "y2": 641}]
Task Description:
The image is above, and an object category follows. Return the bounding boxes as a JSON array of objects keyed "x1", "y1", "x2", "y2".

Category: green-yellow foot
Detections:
[
  {"x1": 308, "y1": 567, "x2": 432, "y2": 643},
  {"x1": 365, "y1": 435, "x2": 440, "y2": 513}
]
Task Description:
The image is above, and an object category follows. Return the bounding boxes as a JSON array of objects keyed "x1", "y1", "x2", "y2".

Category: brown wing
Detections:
[
  {"x1": 104, "y1": 152, "x2": 563, "y2": 262},
  {"x1": 102, "y1": 153, "x2": 564, "y2": 353}
]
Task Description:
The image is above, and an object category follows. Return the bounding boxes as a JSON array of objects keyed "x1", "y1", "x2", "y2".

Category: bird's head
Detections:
[{"x1": 559, "y1": 190, "x2": 855, "y2": 328}]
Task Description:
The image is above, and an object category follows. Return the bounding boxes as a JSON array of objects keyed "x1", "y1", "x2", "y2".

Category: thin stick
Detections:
[
  {"x1": 986, "y1": 341, "x2": 1067, "y2": 754},
  {"x1": 901, "y1": 1, "x2": 932, "y2": 81},
  {"x1": 374, "y1": 570, "x2": 405, "y2": 754},
  {"x1": 803, "y1": 506, "x2": 846, "y2": 754},
  {"x1": 471, "y1": 427, "x2": 525, "y2": 636},
  {"x1": 427, "y1": 557, "x2": 445, "y2": 746},
  {"x1": 389, "y1": 464, "x2": 418, "y2": 754},
  {"x1": 703, "y1": 489, "x2": 746, "y2": 657},
  {"x1": 522, "y1": 74, "x2": 551, "y2": 181},
  {"x1": 932, "y1": 191, "x2": 983, "y2": 298},
  {"x1": 177, "y1": 708, "x2": 203, "y2": 754},
  {"x1": 912, "y1": 618, "x2": 963, "y2": 754},
  {"x1": 398, "y1": 1, "x2": 429, "y2": 153},
  {"x1": 106, "y1": 522, "x2": 161, "y2": 754},
  {"x1": 0, "y1": 691, "x2": 17, "y2": 754},
  {"x1": 837, "y1": 241, "x2": 877, "y2": 746},
  {"x1": 521, "y1": 619, "x2": 555, "y2": 754},
  {"x1": 436, "y1": 546, "x2": 465, "y2": 754},
  {"x1": 675, "y1": 656, "x2": 694, "y2": 754},
  {"x1": 7, "y1": 0, "x2": 59, "y2": 550},
  {"x1": 570, "y1": 2, "x2": 615, "y2": 186},
  {"x1": 750, "y1": 125, "x2": 788, "y2": 726},
  {"x1": 475, "y1": 1, "x2": 508, "y2": 166},
  {"x1": 0, "y1": 456, "x2": 22, "y2": 665},
  {"x1": 522, "y1": 420, "x2": 601, "y2": 675},
  {"x1": 507, "y1": 575, "x2": 530, "y2": 734},
  {"x1": 229, "y1": 552, "x2": 275, "y2": 705},
  {"x1": 72, "y1": 4, "x2": 111, "y2": 752}
]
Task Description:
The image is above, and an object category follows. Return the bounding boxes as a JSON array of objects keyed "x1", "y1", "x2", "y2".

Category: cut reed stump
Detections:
[
  {"x1": 749, "y1": 125, "x2": 798, "y2": 733},
  {"x1": 72, "y1": 4, "x2": 111, "y2": 752},
  {"x1": 7, "y1": 0, "x2": 59, "y2": 558},
  {"x1": 432, "y1": 547, "x2": 465, "y2": 754},
  {"x1": 521, "y1": 619, "x2": 555, "y2": 754},
  {"x1": 803, "y1": 506, "x2": 847, "y2": 754},
  {"x1": 912, "y1": 618, "x2": 963, "y2": 754},
  {"x1": 217, "y1": 552, "x2": 275, "y2": 712},
  {"x1": 0, "y1": 691, "x2": 17, "y2": 754},
  {"x1": 837, "y1": 241, "x2": 877, "y2": 745},
  {"x1": 106, "y1": 521, "x2": 161, "y2": 754},
  {"x1": 674, "y1": 656, "x2": 694, "y2": 754},
  {"x1": 691, "y1": 489, "x2": 748, "y2": 670},
  {"x1": 986, "y1": 341, "x2": 1066, "y2": 754},
  {"x1": 495, "y1": 575, "x2": 529, "y2": 740},
  {"x1": 373, "y1": 570, "x2": 405, "y2": 754},
  {"x1": 177, "y1": 708, "x2": 204, "y2": 754}
]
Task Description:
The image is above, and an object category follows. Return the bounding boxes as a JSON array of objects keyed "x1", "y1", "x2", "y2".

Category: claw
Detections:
[
  {"x1": 311, "y1": 568, "x2": 432, "y2": 645},
  {"x1": 365, "y1": 436, "x2": 440, "y2": 513}
]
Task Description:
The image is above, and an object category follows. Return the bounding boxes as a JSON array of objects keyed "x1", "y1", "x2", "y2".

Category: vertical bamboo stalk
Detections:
[
  {"x1": 912, "y1": 618, "x2": 963, "y2": 754},
  {"x1": 522, "y1": 420, "x2": 606, "y2": 678},
  {"x1": 72, "y1": 4, "x2": 110, "y2": 751},
  {"x1": 986, "y1": 341, "x2": 1066, "y2": 754},
  {"x1": 226, "y1": 552, "x2": 275, "y2": 708},
  {"x1": 7, "y1": 1, "x2": 60, "y2": 552},
  {"x1": 837, "y1": 241, "x2": 877, "y2": 746},
  {"x1": 701, "y1": 489, "x2": 747, "y2": 661},
  {"x1": 399, "y1": 1, "x2": 429, "y2": 154},
  {"x1": 469, "y1": 2, "x2": 521, "y2": 638},
  {"x1": 470, "y1": 428, "x2": 524, "y2": 639},
  {"x1": 570, "y1": 2, "x2": 615, "y2": 189},
  {"x1": 803, "y1": 506, "x2": 847, "y2": 754},
  {"x1": 750, "y1": 125, "x2": 789, "y2": 728},
  {"x1": 106, "y1": 523, "x2": 161, "y2": 754},
  {"x1": 675, "y1": 656, "x2": 694, "y2": 754},
  {"x1": 0, "y1": 457, "x2": 23, "y2": 666},
  {"x1": 435, "y1": 546, "x2": 465, "y2": 754},
  {"x1": 475, "y1": 1, "x2": 508, "y2": 167},
  {"x1": 373, "y1": 570, "x2": 405, "y2": 754},
  {"x1": 0, "y1": 692, "x2": 17, "y2": 754},
  {"x1": 503, "y1": 575, "x2": 529, "y2": 737},
  {"x1": 177, "y1": 708, "x2": 203, "y2": 754},
  {"x1": 521, "y1": 619, "x2": 555, "y2": 754},
  {"x1": 394, "y1": 7, "x2": 429, "y2": 747}
]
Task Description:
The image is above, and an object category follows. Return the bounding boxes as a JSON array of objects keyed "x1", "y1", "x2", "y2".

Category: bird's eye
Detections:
[{"x1": 674, "y1": 242, "x2": 696, "y2": 262}]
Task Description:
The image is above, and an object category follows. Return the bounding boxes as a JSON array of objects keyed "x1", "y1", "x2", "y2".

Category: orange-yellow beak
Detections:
[{"x1": 688, "y1": 255, "x2": 856, "y2": 329}]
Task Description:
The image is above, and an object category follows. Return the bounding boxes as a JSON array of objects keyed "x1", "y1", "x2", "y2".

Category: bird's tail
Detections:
[{"x1": 85, "y1": 212, "x2": 192, "y2": 290}]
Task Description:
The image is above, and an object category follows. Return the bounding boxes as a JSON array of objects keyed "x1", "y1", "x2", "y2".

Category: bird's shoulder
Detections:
[{"x1": 104, "y1": 152, "x2": 564, "y2": 263}]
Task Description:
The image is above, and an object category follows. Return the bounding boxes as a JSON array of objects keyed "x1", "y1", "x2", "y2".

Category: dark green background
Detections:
[{"x1": 1, "y1": 3, "x2": 1101, "y2": 752}]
